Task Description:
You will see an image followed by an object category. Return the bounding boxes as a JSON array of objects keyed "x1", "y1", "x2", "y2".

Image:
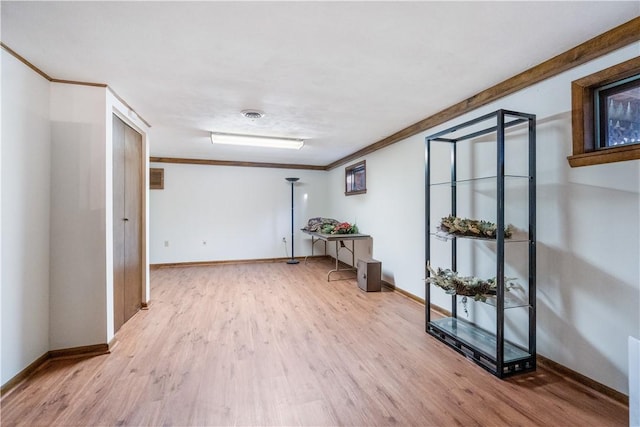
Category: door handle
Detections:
[{"x1": 123, "y1": 218, "x2": 129, "y2": 222}]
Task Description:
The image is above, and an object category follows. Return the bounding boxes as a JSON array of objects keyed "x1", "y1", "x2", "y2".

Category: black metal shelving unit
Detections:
[{"x1": 425, "y1": 109, "x2": 536, "y2": 378}]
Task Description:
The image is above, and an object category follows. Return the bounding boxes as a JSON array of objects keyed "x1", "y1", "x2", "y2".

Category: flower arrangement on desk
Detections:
[
  {"x1": 303, "y1": 217, "x2": 359, "y2": 234},
  {"x1": 329, "y1": 222, "x2": 359, "y2": 234}
]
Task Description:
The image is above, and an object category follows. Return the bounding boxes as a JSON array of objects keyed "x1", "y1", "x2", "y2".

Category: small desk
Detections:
[{"x1": 302, "y1": 230, "x2": 371, "y2": 281}]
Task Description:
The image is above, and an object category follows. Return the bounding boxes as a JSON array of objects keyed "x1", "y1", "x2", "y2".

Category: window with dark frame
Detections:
[
  {"x1": 595, "y1": 74, "x2": 640, "y2": 149},
  {"x1": 345, "y1": 160, "x2": 366, "y2": 195},
  {"x1": 568, "y1": 56, "x2": 640, "y2": 167}
]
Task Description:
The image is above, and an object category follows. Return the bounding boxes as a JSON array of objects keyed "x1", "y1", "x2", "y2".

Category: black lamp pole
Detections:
[{"x1": 285, "y1": 177, "x2": 300, "y2": 264}]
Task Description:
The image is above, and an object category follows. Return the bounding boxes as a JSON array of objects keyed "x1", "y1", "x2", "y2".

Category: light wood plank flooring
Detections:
[{"x1": 1, "y1": 260, "x2": 627, "y2": 426}]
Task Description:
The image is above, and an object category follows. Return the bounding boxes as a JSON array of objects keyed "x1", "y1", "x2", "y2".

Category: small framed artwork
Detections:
[{"x1": 345, "y1": 160, "x2": 366, "y2": 195}]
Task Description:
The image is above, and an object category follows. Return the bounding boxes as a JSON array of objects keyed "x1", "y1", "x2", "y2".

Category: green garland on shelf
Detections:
[
  {"x1": 439, "y1": 215, "x2": 512, "y2": 239},
  {"x1": 425, "y1": 262, "x2": 519, "y2": 315}
]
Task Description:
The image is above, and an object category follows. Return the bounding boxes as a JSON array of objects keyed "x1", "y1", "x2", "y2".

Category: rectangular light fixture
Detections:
[{"x1": 210, "y1": 132, "x2": 304, "y2": 150}]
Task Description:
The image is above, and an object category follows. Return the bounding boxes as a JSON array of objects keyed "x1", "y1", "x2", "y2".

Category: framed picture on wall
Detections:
[{"x1": 345, "y1": 160, "x2": 366, "y2": 195}]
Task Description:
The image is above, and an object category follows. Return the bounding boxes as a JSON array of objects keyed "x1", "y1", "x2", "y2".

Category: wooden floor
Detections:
[{"x1": 1, "y1": 260, "x2": 627, "y2": 426}]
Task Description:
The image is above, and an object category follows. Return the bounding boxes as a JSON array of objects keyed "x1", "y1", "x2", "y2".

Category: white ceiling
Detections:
[{"x1": 2, "y1": 1, "x2": 638, "y2": 167}]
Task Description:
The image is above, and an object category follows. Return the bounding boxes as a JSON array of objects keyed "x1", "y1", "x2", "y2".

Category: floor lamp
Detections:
[{"x1": 285, "y1": 177, "x2": 300, "y2": 264}]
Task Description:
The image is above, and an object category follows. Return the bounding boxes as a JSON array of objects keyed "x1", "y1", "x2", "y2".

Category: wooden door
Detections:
[{"x1": 113, "y1": 115, "x2": 142, "y2": 332}]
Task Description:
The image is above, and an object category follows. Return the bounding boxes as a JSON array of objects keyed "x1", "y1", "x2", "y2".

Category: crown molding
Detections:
[
  {"x1": 1, "y1": 42, "x2": 150, "y2": 128},
  {"x1": 1, "y1": 42, "x2": 52, "y2": 80},
  {"x1": 149, "y1": 156, "x2": 326, "y2": 171}
]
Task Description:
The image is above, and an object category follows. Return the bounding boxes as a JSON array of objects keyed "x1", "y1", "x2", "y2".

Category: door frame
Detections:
[{"x1": 107, "y1": 92, "x2": 149, "y2": 341}]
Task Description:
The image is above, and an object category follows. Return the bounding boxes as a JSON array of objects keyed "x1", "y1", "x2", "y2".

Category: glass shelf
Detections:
[
  {"x1": 430, "y1": 317, "x2": 531, "y2": 362},
  {"x1": 427, "y1": 287, "x2": 530, "y2": 309},
  {"x1": 430, "y1": 230, "x2": 530, "y2": 243},
  {"x1": 430, "y1": 174, "x2": 531, "y2": 187},
  {"x1": 462, "y1": 293, "x2": 531, "y2": 309}
]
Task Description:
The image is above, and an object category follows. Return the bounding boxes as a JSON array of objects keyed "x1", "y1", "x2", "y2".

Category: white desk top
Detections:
[{"x1": 301, "y1": 230, "x2": 371, "y2": 241}]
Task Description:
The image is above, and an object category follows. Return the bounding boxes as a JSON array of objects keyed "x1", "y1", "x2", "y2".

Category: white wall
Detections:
[
  {"x1": 326, "y1": 136, "x2": 425, "y2": 288},
  {"x1": 49, "y1": 83, "x2": 108, "y2": 350},
  {"x1": 1, "y1": 50, "x2": 51, "y2": 384},
  {"x1": 326, "y1": 43, "x2": 640, "y2": 394},
  {"x1": 149, "y1": 163, "x2": 328, "y2": 264}
]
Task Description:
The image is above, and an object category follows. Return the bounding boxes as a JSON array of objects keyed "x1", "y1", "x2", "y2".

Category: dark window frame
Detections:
[
  {"x1": 345, "y1": 160, "x2": 366, "y2": 195},
  {"x1": 594, "y1": 74, "x2": 640, "y2": 150},
  {"x1": 568, "y1": 56, "x2": 640, "y2": 167}
]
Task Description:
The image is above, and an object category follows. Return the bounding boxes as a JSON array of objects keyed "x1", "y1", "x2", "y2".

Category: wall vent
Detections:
[{"x1": 150, "y1": 168, "x2": 164, "y2": 190}]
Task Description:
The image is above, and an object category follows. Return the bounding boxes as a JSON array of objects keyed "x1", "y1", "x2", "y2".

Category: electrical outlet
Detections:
[{"x1": 164, "y1": 241, "x2": 169, "y2": 247}]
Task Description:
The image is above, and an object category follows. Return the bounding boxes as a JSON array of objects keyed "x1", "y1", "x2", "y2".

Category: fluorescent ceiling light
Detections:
[{"x1": 210, "y1": 132, "x2": 304, "y2": 150}]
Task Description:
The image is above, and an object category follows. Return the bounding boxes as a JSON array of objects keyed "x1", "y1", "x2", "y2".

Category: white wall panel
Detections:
[
  {"x1": 1, "y1": 51, "x2": 51, "y2": 384},
  {"x1": 49, "y1": 83, "x2": 108, "y2": 350},
  {"x1": 149, "y1": 163, "x2": 328, "y2": 264}
]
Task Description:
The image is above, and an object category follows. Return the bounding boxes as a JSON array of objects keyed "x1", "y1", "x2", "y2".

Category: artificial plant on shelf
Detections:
[
  {"x1": 425, "y1": 261, "x2": 520, "y2": 315},
  {"x1": 439, "y1": 215, "x2": 512, "y2": 239}
]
